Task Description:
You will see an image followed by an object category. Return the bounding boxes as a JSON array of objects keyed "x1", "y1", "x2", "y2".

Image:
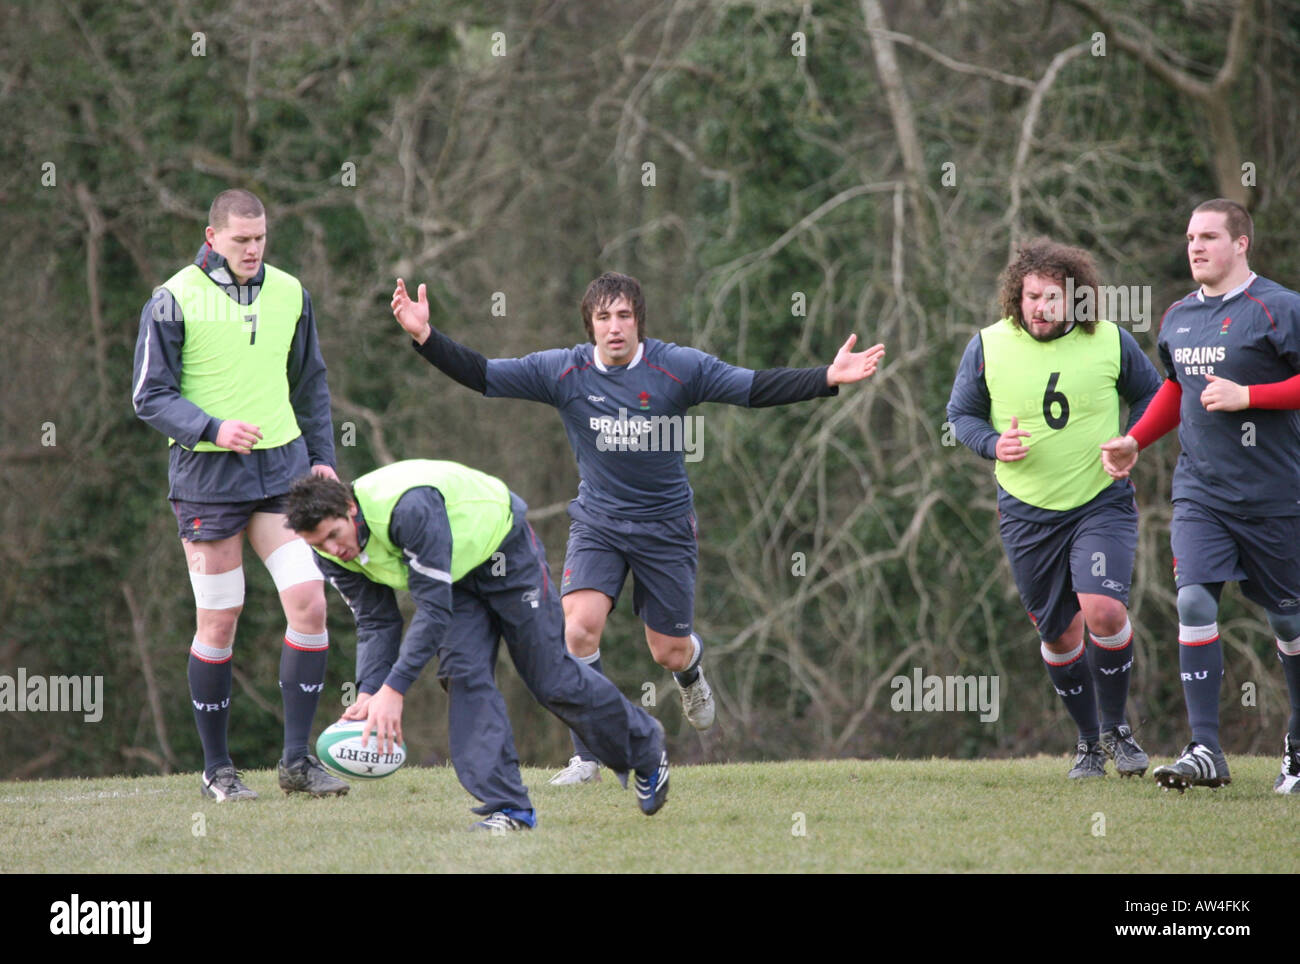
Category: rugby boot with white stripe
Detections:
[
  {"x1": 201, "y1": 764, "x2": 258, "y2": 801},
  {"x1": 470, "y1": 808, "x2": 536, "y2": 833},
  {"x1": 1273, "y1": 734, "x2": 1300, "y2": 794},
  {"x1": 633, "y1": 719, "x2": 669, "y2": 815},
  {"x1": 1153, "y1": 741, "x2": 1230, "y2": 792}
]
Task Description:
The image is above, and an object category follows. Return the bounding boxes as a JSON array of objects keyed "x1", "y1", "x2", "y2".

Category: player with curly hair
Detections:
[{"x1": 949, "y1": 237, "x2": 1161, "y2": 778}]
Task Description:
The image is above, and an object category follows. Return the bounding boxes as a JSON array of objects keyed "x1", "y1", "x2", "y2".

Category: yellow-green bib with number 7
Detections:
[{"x1": 161, "y1": 262, "x2": 304, "y2": 452}]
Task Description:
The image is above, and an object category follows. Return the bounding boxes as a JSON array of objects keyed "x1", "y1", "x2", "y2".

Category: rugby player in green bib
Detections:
[
  {"x1": 286, "y1": 460, "x2": 670, "y2": 828},
  {"x1": 948, "y1": 238, "x2": 1161, "y2": 778},
  {"x1": 131, "y1": 190, "x2": 346, "y2": 800}
]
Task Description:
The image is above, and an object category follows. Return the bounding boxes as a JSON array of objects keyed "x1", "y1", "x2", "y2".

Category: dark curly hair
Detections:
[
  {"x1": 285, "y1": 474, "x2": 353, "y2": 533},
  {"x1": 997, "y1": 237, "x2": 1102, "y2": 335},
  {"x1": 580, "y1": 272, "x2": 646, "y2": 343}
]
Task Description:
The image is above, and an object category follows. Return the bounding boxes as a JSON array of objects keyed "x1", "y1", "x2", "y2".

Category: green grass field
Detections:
[{"x1": 1, "y1": 757, "x2": 1293, "y2": 873}]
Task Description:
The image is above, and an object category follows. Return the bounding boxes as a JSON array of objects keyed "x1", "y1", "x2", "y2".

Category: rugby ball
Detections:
[{"x1": 315, "y1": 720, "x2": 407, "y2": 779}]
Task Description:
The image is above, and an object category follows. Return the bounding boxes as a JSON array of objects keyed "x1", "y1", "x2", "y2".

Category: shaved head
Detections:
[{"x1": 209, "y1": 189, "x2": 265, "y2": 231}]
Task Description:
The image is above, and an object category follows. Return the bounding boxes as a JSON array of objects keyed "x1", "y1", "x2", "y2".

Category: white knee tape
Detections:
[
  {"x1": 265, "y1": 538, "x2": 324, "y2": 590},
  {"x1": 190, "y1": 566, "x2": 245, "y2": 610}
]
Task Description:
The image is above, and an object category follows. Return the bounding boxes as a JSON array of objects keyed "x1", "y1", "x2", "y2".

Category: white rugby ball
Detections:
[{"x1": 315, "y1": 720, "x2": 407, "y2": 779}]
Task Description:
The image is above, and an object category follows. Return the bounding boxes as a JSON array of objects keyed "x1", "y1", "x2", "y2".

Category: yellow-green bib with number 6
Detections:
[{"x1": 981, "y1": 317, "x2": 1121, "y2": 511}]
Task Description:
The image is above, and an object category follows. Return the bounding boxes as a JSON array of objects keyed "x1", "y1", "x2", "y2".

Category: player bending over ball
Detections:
[
  {"x1": 286, "y1": 460, "x2": 670, "y2": 830},
  {"x1": 1101, "y1": 199, "x2": 1300, "y2": 794},
  {"x1": 392, "y1": 271, "x2": 885, "y2": 785},
  {"x1": 948, "y1": 237, "x2": 1161, "y2": 778},
  {"x1": 131, "y1": 189, "x2": 347, "y2": 801}
]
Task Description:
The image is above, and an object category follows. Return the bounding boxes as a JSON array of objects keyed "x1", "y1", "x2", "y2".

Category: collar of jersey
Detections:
[
  {"x1": 353, "y1": 504, "x2": 371, "y2": 563},
  {"x1": 592, "y1": 341, "x2": 644, "y2": 372},
  {"x1": 1196, "y1": 270, "x2": 1256, "y2": 304},
  {"x1": 193, "y1": 242, "x2": 266, "y2": 301}
]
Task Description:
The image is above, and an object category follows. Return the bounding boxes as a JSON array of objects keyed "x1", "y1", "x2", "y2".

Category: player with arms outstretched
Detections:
[
  {"x1": 948, "y1": 238, "x2": 1161, "y2": 778},
  {"x1": 1101, "y1": 199, "x2": 1300, "y2": 794},
  {"x1": 392, "y1": 272, "x2": 884, "y2": 784},
  {"x1": 131, "y1": 189, "x2": 347, "y2": 800}
]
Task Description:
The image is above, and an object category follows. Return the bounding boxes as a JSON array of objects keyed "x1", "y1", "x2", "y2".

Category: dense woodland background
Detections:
[{"x1": 4, "y1": 0, "x2": 1299, "y2": 780}]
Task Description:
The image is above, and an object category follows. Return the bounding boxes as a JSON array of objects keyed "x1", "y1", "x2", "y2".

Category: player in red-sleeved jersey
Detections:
[{"x1": 1102, "y1": 199, "x2": 1300, "y2": 793}]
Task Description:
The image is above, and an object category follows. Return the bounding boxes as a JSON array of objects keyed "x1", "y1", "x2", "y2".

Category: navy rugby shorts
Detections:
[
  {"x1": 999, "y1": 495, "x2": 1137, "y2": 642},
  {"x1": 1170, "y1": 499, "x2": 1300, "y2": 612},
  {"x1": 171, "y1": 494, "x2": 290, "y2": 542},
  {"x1": 561, "y1": 500, "x2": 698, "y2": 637}
]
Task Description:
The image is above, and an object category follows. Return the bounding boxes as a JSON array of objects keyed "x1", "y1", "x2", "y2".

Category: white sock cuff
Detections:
[
  {"x1": 1277, "y1": 635, "x2": 1300, "y2": 657},
  {"x1": 190, "y1": 637, "x2": 232, "y2": 663},
  {"x1": 577, "y1": 650, "x2": 601, "y2": 665},
  {"x1": 285, "y1": 628, "x2": 328, "y2": 651},
  {"x1": 688, "y1": 633, "x2": 702, "y2": 670},
  {"x1": 1041, "y1": 640, "x2": 1084, "y2": 666},
  {"x1": 1090, "y1": 620, "x2": 1133, "y2": 650},
  {"x1": 1179, "y1": 623, "x2": 1219, "y2": 645}
]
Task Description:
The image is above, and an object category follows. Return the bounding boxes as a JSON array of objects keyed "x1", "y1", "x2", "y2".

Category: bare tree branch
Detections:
[
  {"x1": 121, "y1": 582, "x2": 177, "y2": 773},
  {"x1": 1063, "y1": 0, "x2": 1255, "y2": 204},
  {"x1": 871, "y1": 27, "x2": 1036, "y2": 89},
  {"x1": 1006, "y1": 42, "x2": 1090, "y2": 248},
  {"x1": 861, "y1": 0, "x2": 930, "y2": 232}
]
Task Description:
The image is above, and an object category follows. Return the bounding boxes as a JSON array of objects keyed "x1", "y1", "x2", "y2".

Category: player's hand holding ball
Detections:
[
  {"x1": 318, "y1": 696, "x2": 407, "y2": 780},
  {"x1": 340, "y1": 691, "x2": 372, "y2": 722},
  {"x1": 995, "y1": 415, "x2": 1031, "y2": 462},
  {"x1": 350, "y1": 684, "x2": 404, "y2": 756}
]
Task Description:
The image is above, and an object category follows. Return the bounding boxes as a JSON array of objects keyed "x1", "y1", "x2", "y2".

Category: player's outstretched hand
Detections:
[
  {"x1": 214, "y1": 420, "x2": 262, "y2": 455},
  {"x1": 995, "y1": 415, "x2": 1031, "y2": 462},
  {"x1": 392, "y1": 278, "x2": 432, "y2": 345},
  {"x1": 827, "y1": 333, "x2": 886, "y2": 386},
  {"x1": 360, "y1": 684, "x2": 404, "y2": 756},
  {"x1": 1200, "y1": 373, "x2": 1249, "y2": 412},
  {"x1": 1100, "y1": 434, "x2": 1139, "y2": 479}
]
